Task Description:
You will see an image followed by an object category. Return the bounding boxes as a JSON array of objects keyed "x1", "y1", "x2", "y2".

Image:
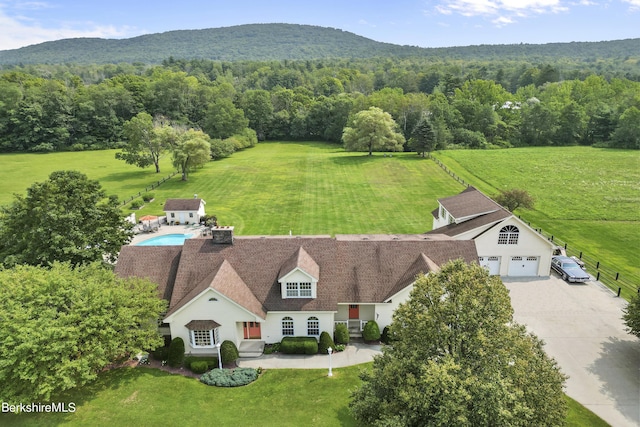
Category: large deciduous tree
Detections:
[
  {"x1": 0, "y1": 262, "x2": 166, "y2": 403},
  {"x1": 350, "y1": 260, "x2": 567, "y2": 426},
  {"x1": 171, "y1": 128, "x2": 211, "y2": 180},
  {"x1": 342, "y1": 106, "x2": 405, "y2": 155},
  {"x1": 116, "y1": 112, "x2": 166, "y2": 173},
  {"x1": 0, "y1": 170, "x2": 132, "y2": 267},
  {"x1": 494, "y1": 188, "x2": 535, "y2": 212}
]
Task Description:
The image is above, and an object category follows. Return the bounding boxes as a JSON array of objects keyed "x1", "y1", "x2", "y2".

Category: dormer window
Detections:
[
  {"x1": 279, "y1": 247, "x2": 319, "y2": 299},
  {"x1": 286, "y1": 282, "x2": 312, "y2": 298}
]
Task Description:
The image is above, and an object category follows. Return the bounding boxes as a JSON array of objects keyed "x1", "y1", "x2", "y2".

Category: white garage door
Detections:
[
  {"x1": 508, "y1": 256, "x2": 539, "y2": 276},
  {"x1": 479, "y1": 256, "x2": 501, "y2": 275}
]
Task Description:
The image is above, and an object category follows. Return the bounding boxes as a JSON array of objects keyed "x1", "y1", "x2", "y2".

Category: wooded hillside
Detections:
[{"x1": 0, "y1": 23, "x2": 638, "y2": 65}]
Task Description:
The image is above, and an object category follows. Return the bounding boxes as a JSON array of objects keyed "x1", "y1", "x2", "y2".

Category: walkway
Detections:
[{"x1": 238, "y1": 341, "x2": 382, "y2": 369}]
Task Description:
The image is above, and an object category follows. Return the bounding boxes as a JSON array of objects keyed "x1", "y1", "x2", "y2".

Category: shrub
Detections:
[
  {"x1": 220, "y1": 340, "x2": 239, "y2": 365},
  {"x1": 142, "y1": 193, "x2": 155, "y2": 202},
  {"x1": 280, "y1": 337, "x2": 318, "y2": 355},
  {"x1": 200, "y1": 368, "x2": 259, "y2": 387},
  {"x1": 263, "y1": 342, "x2": 280, "y2": 354},
  {"x1": 362, "y1": 320, "x2": 381, "y2": 342},
  {"x1": 381, "y1": 325, "x2": 393, "y2": 344},
  {"x1": 167, "y1": 337, "x2": 185, "y2": 367},
  {"x1": 334, "y1": 323, "x2": 350, "y2": 344},
  {"x1": 152, "y1": 346, "x2": 169, "y2": 361},
  {"x1": 190, "y1": 361, "x2": 209, "y2": 374},
  {"x1": 130, "y1": 200, "x2": 143, "y2": 209},
  {"x1": 184, "y1": 355, "x2": 218, "y2": 371},
  {"x1": 318, "y1": 331, "x2": 336, "y2": 354}
]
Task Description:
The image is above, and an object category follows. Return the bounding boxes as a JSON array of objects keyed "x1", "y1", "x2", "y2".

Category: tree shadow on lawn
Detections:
[
  {"x1": 587, "y1": 336, "x2": 640, "y2": 425},
  {"x1": 99, "y1": 171, "x2": 172, "y2": 190}
]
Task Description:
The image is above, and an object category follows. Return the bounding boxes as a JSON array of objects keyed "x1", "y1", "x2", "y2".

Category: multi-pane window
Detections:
[
  {"x1": 286, "y1": 282, "x2": 312, "y2": 297},
  {"x1": 498, "y1": 225, "x2": 519, "y2": 245},
  {"x1": 190, "y1": 330, "x2": 214, "y2": 348},
  {"x1": 307, "y1": 316, "x2": 319, "y2": 336},
  {"x1": 282, "y1": 317, "x2": 294, "y2": 336},
  {"x1": 440, "y1": 206, "x2": 446, "y2": 219}
]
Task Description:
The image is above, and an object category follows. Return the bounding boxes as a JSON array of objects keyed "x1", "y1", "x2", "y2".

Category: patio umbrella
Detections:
[{"x1": 139, "y1": 215, "x2": 158, "y2": 222}]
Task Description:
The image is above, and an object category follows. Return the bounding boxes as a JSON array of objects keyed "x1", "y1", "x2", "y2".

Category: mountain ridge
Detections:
[{"x1": 0, "y1": 23, "x2": 637, "y2": 65}]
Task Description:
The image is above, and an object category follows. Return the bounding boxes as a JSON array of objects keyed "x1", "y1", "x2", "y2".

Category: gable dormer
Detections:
[
  {"x1": 432, "y1": 186, "x2": 503, "y2": 230},
  {"x1": 278, "y1": 247, "x2": 319, "y2": 299}
]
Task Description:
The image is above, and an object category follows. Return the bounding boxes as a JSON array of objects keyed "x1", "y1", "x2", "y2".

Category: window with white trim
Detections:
[
  {"x1": 307, "y1": 316, "x2": 319, "y2": 336},
  {"x1": 189, "y1": 330, "x2": 214, "y2": 348},
  {"x1": 286, "y1": 282, "x2": 312, "y2": 298},
  {"x1": 282, "y1": 317, "x2": 294, "y2": 336},
  {"x1": 498, "y1": 225, "x2": 519, "y2": 245}
]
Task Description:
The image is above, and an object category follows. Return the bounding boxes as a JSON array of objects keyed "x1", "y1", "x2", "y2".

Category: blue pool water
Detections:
[{"x1": 136, "y1": 233, "x2": 194, "y2": 246}]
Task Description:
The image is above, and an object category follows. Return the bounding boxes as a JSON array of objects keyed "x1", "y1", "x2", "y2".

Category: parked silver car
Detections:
[{"x1": 551, "y1": 256, "x2": 590, "y2": 283}]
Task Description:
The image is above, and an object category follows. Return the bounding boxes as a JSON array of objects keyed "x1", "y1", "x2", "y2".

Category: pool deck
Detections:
[{"x1": 129, "y1": 222, "x2": 206, "y2": 245}]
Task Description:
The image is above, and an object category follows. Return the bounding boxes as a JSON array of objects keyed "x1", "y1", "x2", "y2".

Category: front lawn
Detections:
[{"x1": 1, "y1": 366, "x2": 609, "y2": 426}]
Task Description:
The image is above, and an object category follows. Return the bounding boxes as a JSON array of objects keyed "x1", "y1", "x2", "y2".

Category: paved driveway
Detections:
[{"x1": 505, "y1": 276, "x2": 640, "y2": 427}]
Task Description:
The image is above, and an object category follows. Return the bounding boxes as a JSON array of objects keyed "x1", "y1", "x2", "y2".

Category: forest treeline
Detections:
[
  {"x1": 1, "y1": 24, "x2": 638, "y2": 65},
  {"x1": 1, "y1": 55, "x2": 639, "y2": 154}
]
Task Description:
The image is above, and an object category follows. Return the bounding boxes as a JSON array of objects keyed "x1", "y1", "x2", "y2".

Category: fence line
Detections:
[
  {"x1": 119, "y1": 171, "x2": 178, "y2": 206},
  {"x1": 428, "y1": 153, "x2": 639, "y2": 299}
]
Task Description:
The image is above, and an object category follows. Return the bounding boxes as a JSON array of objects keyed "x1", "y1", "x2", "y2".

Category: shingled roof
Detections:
[
  {"x1": 163, "y1": 198, "x2": 204, "y2": 211},
  {"x1": 116, "y1": 234, "x2": 478, "y2": 317},
  {"x1": 438, "y1": 186, "x2": 503, "y2": 220}
]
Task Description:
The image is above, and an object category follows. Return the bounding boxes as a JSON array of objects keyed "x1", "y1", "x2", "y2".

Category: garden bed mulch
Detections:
[{"x1": 135, "y1": 359, "x2": 239, "y2": 379}]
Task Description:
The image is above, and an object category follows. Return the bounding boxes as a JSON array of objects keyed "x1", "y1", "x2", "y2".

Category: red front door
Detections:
[
  {"x1": 349, "y1": 304, "x2": 359, "y2": 319},
  {"x1": 243, "y1": 322, "x2": 261, "y2": 339}
]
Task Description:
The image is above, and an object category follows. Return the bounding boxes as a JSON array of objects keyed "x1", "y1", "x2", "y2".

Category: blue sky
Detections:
[{"x1": 0, "y1": 0, "x2": 638, "y2": 51}]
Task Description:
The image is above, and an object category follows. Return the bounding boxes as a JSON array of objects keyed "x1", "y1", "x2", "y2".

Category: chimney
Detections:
[{"x1": 211, "y1": 226, "x2": 234, "y2": 244}]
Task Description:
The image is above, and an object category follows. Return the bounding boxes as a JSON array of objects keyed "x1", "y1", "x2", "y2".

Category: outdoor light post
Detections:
[
  {"x1": 327, "y1": 346, "x2": 333, "y2": 377},
  {"x1": 215, "y1": 342, "x2": 222, "y2": 370}
]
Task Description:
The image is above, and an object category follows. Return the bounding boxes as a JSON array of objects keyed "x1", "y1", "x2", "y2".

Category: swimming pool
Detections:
[{"x1": 136, "y1": 233, "x2": 194, "y2": 246}]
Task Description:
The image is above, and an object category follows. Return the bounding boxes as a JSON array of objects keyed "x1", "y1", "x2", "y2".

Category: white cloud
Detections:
[
  {"x1": 0, "y1": 3, "x2": 136, "y2": 50},
  {"x1": 433, "y1": 0, "x2": 570, "y2": 26},
  {"x1": 622, "y1": 0, "x2": 640, "y2": 10}
]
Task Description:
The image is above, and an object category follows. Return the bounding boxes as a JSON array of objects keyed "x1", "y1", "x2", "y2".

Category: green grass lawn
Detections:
[
  {"x1": 0, "y1": 365, "x2": 609, "y2": 427},
  {"x1": 1, "y1": 143, "x2": 636, "y2": 297},
  {"x1": 434, "y1": 147, "x2": 639, "y2": 299},
  {"x1": 0, "y1": 151, "x2": 176, "y2": 207}
]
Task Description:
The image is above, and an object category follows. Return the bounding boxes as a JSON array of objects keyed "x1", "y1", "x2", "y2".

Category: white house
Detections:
[
  {"x1": 163, "y1": 198, "x2": 206, "y2": 225},
  {"x1": 428, "y1": 186, "x2": 554, "y2": 277},
  {"x1": 115, "y1": 228, "x2": 478, "y2": 354}
]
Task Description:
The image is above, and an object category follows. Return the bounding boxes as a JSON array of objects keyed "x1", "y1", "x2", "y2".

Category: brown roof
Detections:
[
  {"x1": 438, "y1": 186, "x2": 502, "y2": 220},
  {"x1": 426, "y1": 209, "x2": 511, "y2": 237},
  {"x1": 278, "y1": 246, "x2": 319, "y2": 281},
  {"x1": 116, "y1": 234, "x2": 478, "y2": 317},
  {"x1": 163, "y1": 198, "x2": 203, "y2": 211},
  {"x1": 185, "y1": 320, "x2": 221, "y2": 330},
  {"x1": 114, "y1": 245, "x2": 182, "y2": 301}
]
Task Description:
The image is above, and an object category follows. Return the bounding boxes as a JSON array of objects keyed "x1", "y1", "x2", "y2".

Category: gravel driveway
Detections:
[{"x1": 505, "y1": 276, "x2": 640, "y2": 427}]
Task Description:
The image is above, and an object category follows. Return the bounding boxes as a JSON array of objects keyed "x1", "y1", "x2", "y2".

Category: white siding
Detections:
[
  {"x1": 262, "y1": 312, "x2": 334, "y2": 344},
  {"x1": 165, "y1": 288, "x2": 261, "y2": 354},
  {"x1": 473, "y1": 217, "x2": 553, "y2": 277}
]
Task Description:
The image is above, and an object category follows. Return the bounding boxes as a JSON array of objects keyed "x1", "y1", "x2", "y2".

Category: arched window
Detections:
[
  {"x1": 307, "y1": 316, "x2": 319, "y2": 336},
  {"x1": 282, "y1": 317, "x2": 294, "y2": 336},
  {"x1": 498, "y1": 225, "x2": 519, "y2": 245}
]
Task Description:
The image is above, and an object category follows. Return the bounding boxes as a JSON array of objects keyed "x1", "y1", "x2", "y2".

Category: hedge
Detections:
[
  {"x1": 184, "y1": 355, "x2": 218, "y2": 371},
  {"x1": 190, "y1": 361, "x2": 209, "y2": 374},
  {"x1": 280, "y1": 337, "x2": 318, "y2": 355},
  {"x1": 220, "y1": 340, "x2": 239, "y2": 365}
]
